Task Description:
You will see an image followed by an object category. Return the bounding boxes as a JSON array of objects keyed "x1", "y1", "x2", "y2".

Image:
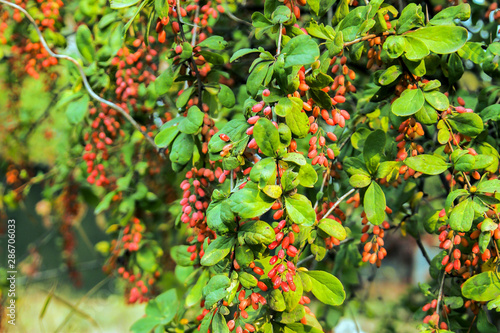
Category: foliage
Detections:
[{"x1": 1, "y1": 0, "x2": 500, "y2": 332}]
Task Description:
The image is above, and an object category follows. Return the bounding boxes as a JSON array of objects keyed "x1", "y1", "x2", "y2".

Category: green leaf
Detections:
[
  {"x1": 305, "y1": 72, "x2": 334, "y2": 89},
  {"x1": 448, "y1": 113, "x2": 484, "y2": 137},
  {"x1": 429, "y1": 3, "x2": 470, "y2": 26},
  {"x1": 477, "y1": 179, "x2": 500, "y2": 193},
  {"x1": 449, "y1": 198, "x2": 474, "y2": 232},
  {"x1": 448, "y1": 53, "x2": 464, "y2": 84},
  {"x1": 383, "y1": 36, "x2": 405, "y2": 59},
  {"x1": 275, "y1": 97, "x2": 294, "y2": 117},
  {"x1": 155, "y1": 64, "x2": 180, "y2": 95},
  {"x1": 454, "y1": 154, "x2": 475, "y2": 172},
  {"x1": 208, "y1": 120, "x2": 249, "y2": 153},
  {"x1": 155, "y1": 125, "x2": 179, "y2": 148},
  {"x1": 277, "y1": 304, "x2": 305, "y2": 323},
  {"x1": 200, "y1": 235, "x2": 236, "y2": 266},
  {"x1": 406, "y1": 26, "x2": 468, "y2": 54},
  {"x1": 443, "y1": 296, "x2": 464, "y2": 309},
  {"x1": 239, "y1": 220, "x2": 276, "y2": 245},
  {"x1": 137, "y1": 246, "x2": 158, "y2": 273},
  {"x1": 376, "y1": 161, "x2": 402, "y2": 182},
  {"x1": 176, "y1": 86, "x2": 195, "y2": 109},
  {"x1": 269, "y1": 289, "x2": 286, "y2": 311},
  {"x1": 480, "y1": 104, "x2": 500, "y2": 122},
  {"x1": 307, "y1": 20, "x2": 335, "y2": 40},
  {"x1": 198, "y1": 36, "x2": 228, "y2": 50},
  {"x1": 271, "y1": 6, "x2": 292, "y2": 24},
  {"x1": 308, "y1": 0, "x2": 320, "y2": 16},
  {"x1": 391, "y1": 89, "x2": 424, "y2": 117},
  {"x1": 344, "y1": 157, "x2": 370, "y2": 176},
  {"x1": 403, "y1": 36, "x2": 429, "y2": 61},
  {"x1": 424, "y1": 91, "x2": 449, "y2": 111},
  {"x1": 298, "y1": 164, "x2": 318, "y2": 188},
  {"x1": 199, "y1": 50, "x2": 224, "y2": 65},
  {"x1": 250, "y1": 157, "x2": 277, "y2": 187},
  {"x1": 396, "y1": 3, "x2": 424, "y2": 34},
  {"x1": 130, "y1": 317, "x2": 161, "y2": 333},
  {"x1": 254, "y1": 118, "x2": 281, "y2": 157},
  {"x1": 283, "y1": 274, "x2": 303, "y2": 311},
  {"x1": 479, "y1": 232, "x2": 491, "y2": 253},
  {"x1": 283, "y1": 153, "x2": 306, "y2": 166},
  {"x1": 186, "y1": 270, "x2": 210, "y2": 307},
  {"x1": 230, "y1": 48, "x2": 259, "y2": 62},
  {"x1": 349, "y1": 174, "x2": 372, "y2": 188},
  {"x1": 110, "y1": 0, "x2": 141, "y2": 8},
  {"x1": 477, "y1": 310, "x2": 497, "y2": 333},
  {"x1": 76, "y1": 25, "x2": 95, "y2": 63},
  {"x1": 212, "y1": 313, "x2": 230, "y2": 333},
  {"x1": 263, "y1": 185, "x2": 283, "y2": 198},
  {"x1": 155, "y1": 0, "x2": 169, "y2": 17},
  {"x1": 303, "y1": 270, "x2": 345, "y2": 306},
  {"x1": 238, "y1": 271, "x2": 258, "y2": 289},
  {"x1": 282, "y1": 35, "x2": 320, "y2": 68},
  {"x1": 458, "y1": 42, "x2": 485, "y2": 64},
  {"x1": 282, "y1": 170, "x2": 299, "y2": 192},
  {"x1": 285, "y1": 194, "x2": 316, "y2": 227},
  {"x1": 229, "y1": 183, "x2": 275, "y2": 219},
  {"x1": 236, "y1": 244, "x2": 254, "y2": 266},
  {"x1": 155, "y1": 289, "x2": 179, "y2": 323},
  {"x1": 404, "y1": 154, "x2": 449, "y2": 175},
  {"x1": 285, "y1": 98, "x2": 310, "y2": 138},
  {"x1": 378, "y1": 65, "x2": 402, "y2": 85},
  {"x1": 415, "y1": 104, "x2": 438, "y2": 125},
  {"x1": 170, "y1": 133, "x2": 194, "y2": 169},
  {"x1": 66, "y1": 95, "x2": 89, "y2": 124},
  {"x1": 219, "y1": 84, "x2": 235, "y2": 108},
  {"x1": 462, "y1": 271, "x2": 500, "y2": 302},
  {"x1": 363, "y1": 129, "x2": 386, "y2": 174},
  {"x1": 318, "y1": 218, "x2": 346, "y2": 240},
  {"x1": 364, "y1": 182, "x2": 385, "y2": 225},
  {"x1": 247, "y1": 61, "x2": 271, "y2": 96},
  {"x1": 207, "y1": 199, "x2": 236, "y2": 234},
  {"x1": 403, "y1": 58, "x2": 426, "y2": 77},
  {"x1": 285, "y1": 323, "x2": 324, "y2": 333},
  {"x1": 311, "y1": 237, "x2": 326, "y2": 261}
]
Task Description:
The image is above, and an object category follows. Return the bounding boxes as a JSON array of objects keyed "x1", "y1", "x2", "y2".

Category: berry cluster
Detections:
[
  {"x1": 181, "y1": 167, "x2": 217, "y2": 261},
  {"x1": 360, "y1": 212, "x2": 391, "y2": 267}
]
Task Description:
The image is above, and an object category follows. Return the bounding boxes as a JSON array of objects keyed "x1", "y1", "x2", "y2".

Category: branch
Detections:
[
  {"x1": 416, "y1": 237, "x2": 431, "y2": 265},
  {"x1": 343, "y1": 31, "x2": 394, "y2": 47},
  {"x1": 323, "y1": 188, "x2": 357, "y2": 219},
  {"x1": 313, "y1": 171, "x2": 329, "y2": 210},
  {"x1": 223, "y1": 1, "x2": 252, "y2": 26},
  {"x1": 0, "y1": 0, "x2": 160, "y2": 152},
  {"x1": 176, "y1": 0, "x2": 204, "y2": 110},
  {"x1": 277, "y1": 23, "x2": 283, "y2": 56}
]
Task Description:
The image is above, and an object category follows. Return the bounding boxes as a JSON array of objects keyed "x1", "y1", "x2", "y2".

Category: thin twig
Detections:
[
  {"x1": 416, "y1": 237, "x2": 431, "y2": 265},
  {"x1": 176, "y1": 0, "x2": 204, "y2": 110},
  {"x1": 0, "y1": 0, "x2": 160, "y2": 152},
  {"x1": 323, "y1": 188, "x2": 356, "y2": 219},
  {"x1": 190, "y1": 5, "x2": 200, "y2": 46},
  {"x1": 435, "y1": 270, "x2": 446, "y2": 315},
  {"x1": 313, "y1": 171, "x2": 329, "y2": 210},
  {"x1": 223, "y1": 1, "x2": 252, "y2": 26},
  {"x1": 277, "y1": 23, "x2": 283, "y2": 56},
  {"x1": 343, "y1": 31, "x2": 395, "y2": 47},
  {"x1": 297, "y1": 238, "x2": 354, "y2": 266},
  {"x1": 312, "y1": 132, "x2": 353, "y2": 210}
]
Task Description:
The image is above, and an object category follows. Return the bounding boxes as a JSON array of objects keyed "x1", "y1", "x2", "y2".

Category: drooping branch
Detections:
[
  {"x1": 323, "y1": 187, "x2": 357, "y2": 219},
  {"x1": 0, "y1": 0, "x2": 160, "y2": 152},
  {"x1": 175, "y1": 0, "x2": 204, "y2": 110}
]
